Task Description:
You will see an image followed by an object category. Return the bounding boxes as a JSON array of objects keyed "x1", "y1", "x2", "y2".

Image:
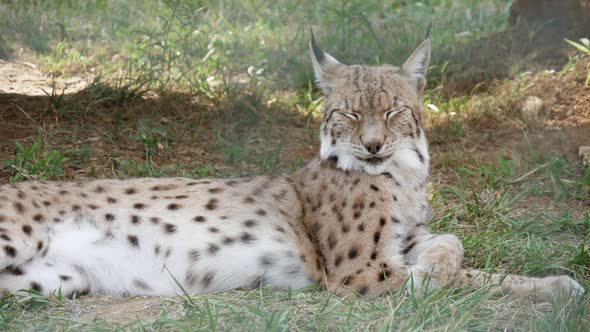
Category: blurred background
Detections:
[{"x1": 0, "y1": 0, "x2": 589, "y2": 330}]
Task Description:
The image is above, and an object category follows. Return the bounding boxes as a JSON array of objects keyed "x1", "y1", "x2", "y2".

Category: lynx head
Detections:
[{"x1": 310, "y1": 31, "x2": 431, "y2": 176}]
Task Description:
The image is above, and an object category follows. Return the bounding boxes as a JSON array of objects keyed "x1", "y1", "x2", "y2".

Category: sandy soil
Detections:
[{"x1": 0, "y1": 59, "x2": 89, "y2": 96}]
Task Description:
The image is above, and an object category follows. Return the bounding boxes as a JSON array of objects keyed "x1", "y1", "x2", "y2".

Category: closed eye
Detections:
[
  {"x1": 339, "y1": 112, "x2": 361, "y2": 121},
  {"x1": 385, "y1": 107, "x2": 410, "y2": 120}
]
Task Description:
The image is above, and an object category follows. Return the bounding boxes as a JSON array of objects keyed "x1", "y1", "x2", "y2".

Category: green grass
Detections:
[
  {"x1": 1, "y1": 0, "x2": 589, "y2": 330},
  {"x1": 0, "y1": 285, "x2": 585, "y2": 331},
  {"x1": 2, "y1": 139, "x2": 68, "y2": 181},
  {"x1": 0, "y1": 0, "x2": 513, "y2": 90}
]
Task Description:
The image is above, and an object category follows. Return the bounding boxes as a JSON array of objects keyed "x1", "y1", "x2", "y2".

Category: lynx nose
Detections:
[{"x1": 364, "y1": 142, "x2": 382, "y2": 155}]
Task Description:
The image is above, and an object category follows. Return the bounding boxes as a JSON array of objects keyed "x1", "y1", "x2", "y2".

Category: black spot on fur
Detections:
[
  {"x1": 185, "y1": 271, "x2": 198, "y2": 287},
  {"x1": 391, "y1": 216, "x2": 401, "y2": 223},
  {"x1": 193, "y1": 216, "x2": 206, "y2": 222},
  {"x1": 6, "y1": 265, "x2": 23, "y2": 275},
  {"x1": 127, "y1": 235, "x2": 139, "y2": 247},
  {"x1": 342, "y1": 275, "x2": 353, "y2": 286},
  {"x1": 167, "y1": 203, "x2": 182, "y2": 210},
  {"x1": 358, "y1": 286, "x2": 368, "y2": 296},
  {"x1": 133, "y1": 203, "x2": 146, "y2": 210},
  {"x1": 30, "y1": 282, "x2": 42, "y2": 292},
  {"x1": 241, "y1": 232, "x2": 255, "y2": 243},
  {"x1": 202, "y1": 271, "x2": 215, "y2": 288},
  {"x1": 33, "y1": 214, "x2": 45, "y2": 223},
  {"x1": 205, "y1": 198, "x2": 218, "y2": 210},
  {"x1": 259, "y1": 254, "x2": 274, "y2": 267},
  {"x1": 328, "y1": 234, "x2": 337, "y2": 249},
  {"x1": 402, "y1": 242, "x2": 416, "y2": 255},
  {"x1": 131, "y1": 215, "x2": 141, "y2": 224},
  {"x1": 133, "y1": 279, "x2": 152, "y2": 290},
  {"x1": 22, "y1": 225, "x2": 32, "y2": 235},
  {"x1": 373, "y1": 232, "x2": 381, "y2": 243},
  {"x1": 60, "y1": 275, "x2": 71, "y2": 281},
  {"x1": 14, "y1": 202, "x2": 25, "y2": 214},
  {"x1": 105, "y1": 213, "x2": 115, "y2": 222},
  {"x1": 208, "y1": 244, "x2": 220, "y2": 255},
  {"x1": 256, "y1": 209, "x2": 267, "y2": 216},
  {"x1": 4, "y1": 245, "x2": 16, "y2": 257},
  {"x1": 208, "y1": 227, "x2": 219, "y2": 233},
  {"x1": 164, "y1": 223, "x2": 177, "y2": 233},
  {"x1": 348, "y1": 247, "x2": 359, "y2": 259},
  {"x1": 413, "y1": 147, "x2": 424, "y2": 163},
  {"x1": 243, "y1": 219, "x2": 257, "y2": 227},
  {"x1": 334, "y1": 255, "x2": 343, "y2": 267},
  {"x1": 370, "y1": 184, "x2": 379, "y2": 191},
  {"x1": 125, "y1": 188, "x2": 137, "y2": 195},
  {"x1": 188, "y1": 249, "x2": 200, "y2": 261},
  {"x1": 0, "y1": 234, "x2": 11, "y2": 241}
]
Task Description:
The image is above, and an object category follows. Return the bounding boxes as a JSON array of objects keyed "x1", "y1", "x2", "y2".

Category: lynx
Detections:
[{"x1": 0, "y1": 31, "x2": 584, "y2": 300}]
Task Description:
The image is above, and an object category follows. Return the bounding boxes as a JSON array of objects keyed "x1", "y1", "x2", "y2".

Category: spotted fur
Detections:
[{"x1": 0, "y1": 32, "x2": 583, "y2": 301}]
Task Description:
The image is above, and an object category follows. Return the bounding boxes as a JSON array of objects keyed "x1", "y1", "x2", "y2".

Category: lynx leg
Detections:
[{"x1": 404, "y1": 233, "x2": 464, "y2": 293}]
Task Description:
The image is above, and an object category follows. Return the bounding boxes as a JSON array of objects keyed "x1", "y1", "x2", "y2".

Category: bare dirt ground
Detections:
[{"x1": 0, "y1": 59, "x2": 89, "y2": 96}]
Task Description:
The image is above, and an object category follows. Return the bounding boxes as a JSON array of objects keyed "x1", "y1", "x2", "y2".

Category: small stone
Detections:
[
  {"x1": 579, "y1": 146, "x2": 590, "y2": 166},
  {"x1": 519, "y1": 96, "x2": 546, "y2": 127}
]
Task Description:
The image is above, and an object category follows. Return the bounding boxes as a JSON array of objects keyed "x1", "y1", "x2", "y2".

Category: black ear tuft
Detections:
[
  {"x1": 423, "y1": 22, "x2": 432, "y2": 40},
  {"x1": 309, "y1": 28, "x2": 343, "y2": 95},
  {"x1": 309, "y1": 28, "x2": 326, "y2": 64}
]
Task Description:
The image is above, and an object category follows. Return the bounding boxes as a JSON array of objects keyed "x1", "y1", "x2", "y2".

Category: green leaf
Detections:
[{"x1": 564, "y1": 39, "x2": 590, "y2": 56}]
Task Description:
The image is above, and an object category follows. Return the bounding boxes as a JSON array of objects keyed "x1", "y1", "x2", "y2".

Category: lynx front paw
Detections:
[{"x1": 406, "y1": 267, "x2": 438, "y2": 296}]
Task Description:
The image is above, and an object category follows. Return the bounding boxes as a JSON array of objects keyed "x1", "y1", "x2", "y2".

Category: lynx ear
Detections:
[
  {"x1": 310, "y1": 29, "x2": 342, "y2": 95},
  {"x1": 401, "y1": 38, "x2": 431, "y2": 94}
]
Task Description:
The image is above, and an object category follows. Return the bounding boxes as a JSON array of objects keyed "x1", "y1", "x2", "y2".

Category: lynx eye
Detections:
[
  {"x1": 385, "y1": 110, "x2": 402, "y2": 120},
  {"x1": 385, "y1": 107, "x2": 410, "y2": 120},
  {"x1": 340, "y1": 112, "x2": 360, "y2": 121}
]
